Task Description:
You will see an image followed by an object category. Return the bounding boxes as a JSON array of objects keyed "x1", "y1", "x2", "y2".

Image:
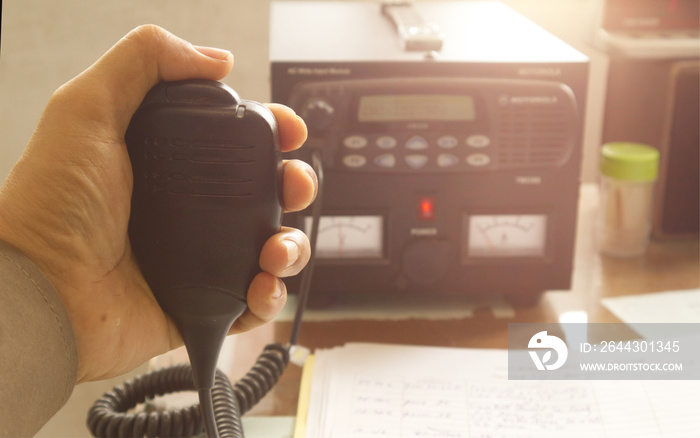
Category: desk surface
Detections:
[{"x1": 228, "y1": 185, "x2": 699, "y2": 417}]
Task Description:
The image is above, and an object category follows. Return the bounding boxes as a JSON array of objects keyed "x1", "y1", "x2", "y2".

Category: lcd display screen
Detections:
[{"x1": 358, "y1": 95, "x2": 476, "y2": 122}]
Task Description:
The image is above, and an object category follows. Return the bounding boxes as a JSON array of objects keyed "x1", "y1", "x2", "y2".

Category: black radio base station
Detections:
[{"x1": 271, "y1": 1, "x2": 589, "y2": 307}]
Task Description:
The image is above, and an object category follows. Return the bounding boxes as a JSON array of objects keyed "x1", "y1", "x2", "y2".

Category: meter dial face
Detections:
[
  {"x1": 304, "y1": 215, "x2": 383, "y2": 258},
  {"x1": 465, "y1": 214, "x2": 547, "y2": 258}
]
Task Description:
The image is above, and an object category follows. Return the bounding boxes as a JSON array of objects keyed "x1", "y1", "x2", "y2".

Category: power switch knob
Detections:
[
  {"x1": 301, "y1": 98, "x2": 335, "y2": 133},
  {"x1": 401, "y1": 238, "x2": 452, "y2": 287}
]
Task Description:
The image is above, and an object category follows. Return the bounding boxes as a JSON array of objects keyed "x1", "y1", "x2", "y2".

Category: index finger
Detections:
[{"x1": 265, "y1": 103, "x2": 308, "y2": 153}]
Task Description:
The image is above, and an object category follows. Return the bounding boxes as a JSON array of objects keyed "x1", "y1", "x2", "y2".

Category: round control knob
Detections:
[
  {"x1": 300, "y1": 98, "x2": 335, "y2": 133},
  {"x1": 401, "y1": 238, "x2": 452, "y2": 287}
]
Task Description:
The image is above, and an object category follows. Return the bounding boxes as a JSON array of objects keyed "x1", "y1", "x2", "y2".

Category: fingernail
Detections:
[
  {"x1": 193, "y1": 45, "x2": 232, "y2": 61},
  {"x1": 272, "y1": 278, "x2": 286, "y2": 299},
  {"x1": 304, "y1": 167, "x2": 318, "y2": 205},
  {"x1": 284, "y1": 239, "x2": 300, "y2": 269}
]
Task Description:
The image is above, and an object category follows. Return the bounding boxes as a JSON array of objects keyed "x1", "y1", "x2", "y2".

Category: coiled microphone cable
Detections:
[{"x1": 88, "y1": 150, "x2": 324, "y2": 438}]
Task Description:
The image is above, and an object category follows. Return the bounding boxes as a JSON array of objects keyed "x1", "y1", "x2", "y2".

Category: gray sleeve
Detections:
[{"x1": 0, "y1": 240, "x2": 78, "y2": 437}]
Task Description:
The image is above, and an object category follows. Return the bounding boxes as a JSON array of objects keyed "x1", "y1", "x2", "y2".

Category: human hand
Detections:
[{"x1": 0, "y1": 25, "x2": 316, "y2": 383}]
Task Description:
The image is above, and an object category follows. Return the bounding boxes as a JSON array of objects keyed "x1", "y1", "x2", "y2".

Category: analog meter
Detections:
[
  {"x1": 305, "y1": 215, "x2": 383, "y2": 258},
  {"x1": 465, "y1": 214, "x2": 547, "y2": 258}
]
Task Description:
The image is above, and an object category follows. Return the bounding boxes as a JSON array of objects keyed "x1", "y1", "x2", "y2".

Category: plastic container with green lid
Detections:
[{"x1": 598, "y1": 142, "x2": 660, "y2": 257}]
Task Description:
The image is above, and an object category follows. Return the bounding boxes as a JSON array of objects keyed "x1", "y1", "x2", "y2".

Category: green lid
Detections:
[{"x1": 600, "y1": 142, "x2": 659, "y2": 181}]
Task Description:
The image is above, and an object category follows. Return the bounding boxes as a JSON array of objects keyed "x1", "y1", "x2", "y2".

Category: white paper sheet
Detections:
[
  {"x1": 303, "y1": 343, "x2": 700, "y2": 438},
  {"x1": 602, "y1": 289, "x2": 700, "y2": 339}
]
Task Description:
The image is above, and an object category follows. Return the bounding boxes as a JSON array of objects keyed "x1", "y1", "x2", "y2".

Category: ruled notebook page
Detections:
[
  {"x1": 303, "y1": 343, "x2": 700, "y2": 438},
  {"x1": 594, "y1": 380, "x2": 700, "y2": 438}
]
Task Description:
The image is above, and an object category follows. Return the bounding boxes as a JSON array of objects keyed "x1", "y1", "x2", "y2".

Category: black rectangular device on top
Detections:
[{"x1": 270, "y1": 1, "x2": 589, "y2": 306}]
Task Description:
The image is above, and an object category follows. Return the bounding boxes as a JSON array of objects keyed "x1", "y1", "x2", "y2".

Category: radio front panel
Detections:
[{"x1": 289, "y1": 78, "x2": 578, "y2": 175}]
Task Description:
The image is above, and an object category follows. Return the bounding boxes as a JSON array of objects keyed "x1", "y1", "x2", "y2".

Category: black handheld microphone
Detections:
[{"x1": 125, "y1": 79, "x2": 283, "y2": 437}]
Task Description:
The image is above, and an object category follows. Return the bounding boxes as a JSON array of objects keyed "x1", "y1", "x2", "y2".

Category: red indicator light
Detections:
[{"x1": 418, "y1": 197, "x2": 435, "y2": 220}]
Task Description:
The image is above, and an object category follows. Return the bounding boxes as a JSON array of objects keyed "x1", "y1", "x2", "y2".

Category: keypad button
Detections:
[
  {"x1": 405, "y1": 154, "x2": 429, "y2": 169},
  {"x1": 343, "y1": 154, "x2": 367, "y2": 168},
  {"x1": 437, "y1": 153, "x2": 459, "y2": 168},
  {"x1": 437, "y1": 136, "x2": 458, "y2": 149},
  {"x1": 343, "y1": 135, "x2": 368, "y2": 149},
  {"x1": 466, "y1": 134, "x2": 491, "y2": 148},
  {"x1": 405, "y1": 136, "x2": 429, "y2": 150},
  {"x1": 376, "y1": 136, "x2": 398, "y2": 149},
  {"x1": 374, "y1": 154, "x2": 397, "y2": 168},
  {"x1": 466, "y1": 153, "x2": 491, "y2": 167}
]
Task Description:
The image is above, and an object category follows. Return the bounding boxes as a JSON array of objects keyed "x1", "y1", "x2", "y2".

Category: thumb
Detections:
[{"x1": 57, "y1": 25, "x2": 234, "y2": 133}]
